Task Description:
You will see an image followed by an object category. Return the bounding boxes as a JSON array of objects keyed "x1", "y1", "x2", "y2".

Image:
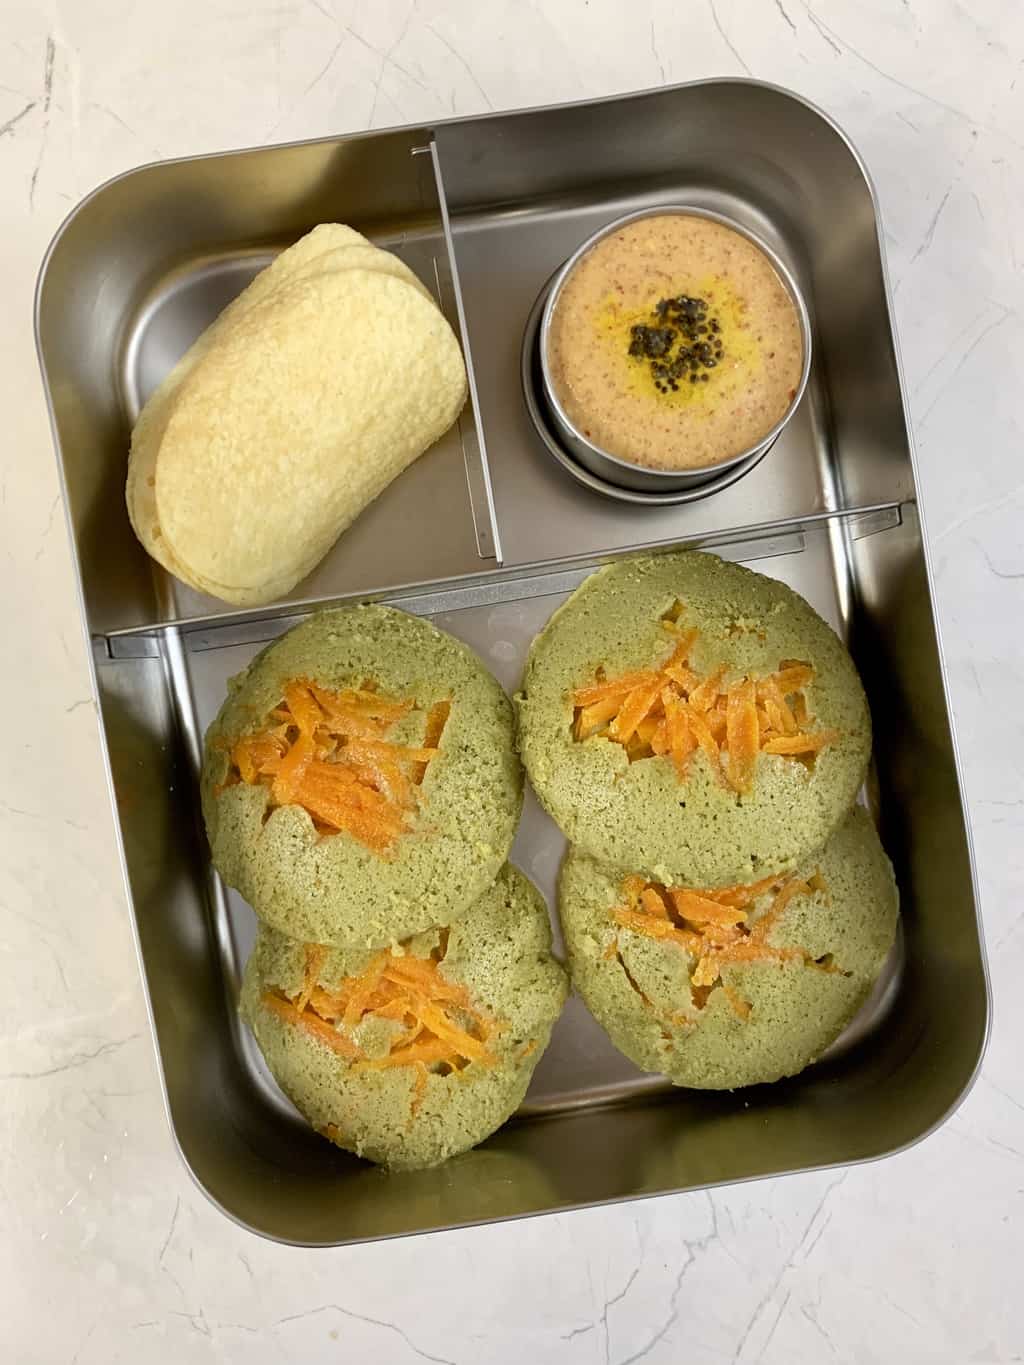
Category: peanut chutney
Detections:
[{"x1": 546, "y1": 214, "x2": 804, "y2": 471}]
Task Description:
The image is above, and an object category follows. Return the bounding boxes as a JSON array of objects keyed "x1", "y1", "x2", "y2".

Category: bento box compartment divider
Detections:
[
  {"x1": 427, "y1": 140, "x2": 503, "y2": 566},
  {"x1": 95, "y1": 501, "x2": 905, "y2": 659}
]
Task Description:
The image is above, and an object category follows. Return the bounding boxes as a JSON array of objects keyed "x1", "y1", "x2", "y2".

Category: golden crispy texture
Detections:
[
  {"x1": 126, "y1": 224, "x2": 369, "y2": 591},
  {"x1": 127, "y1": 225, "x2": 464, "y2": 603},
  {"x1": 154, "y1": 269, "x2": 466, "y2": 602}
]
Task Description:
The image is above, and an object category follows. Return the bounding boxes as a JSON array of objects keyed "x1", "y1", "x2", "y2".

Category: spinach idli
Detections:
[
  {"x1": 241, "y1": 864, "x2": 568, "y2": 1169},
  {"x1": 202, "y1": 605, "x2": 522, "y2": 947},
  {"x1": 558, "y1": 806, "x2": 897, "y2": 1089},
  {"x1": 517, "y1": 552, "x2": 870, "y2": 885}
]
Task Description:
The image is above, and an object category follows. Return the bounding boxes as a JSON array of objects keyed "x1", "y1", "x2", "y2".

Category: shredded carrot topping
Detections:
[
  {"x1": 223, "y1": 678, "x2": 450, "y2": 855},
  {"x1": 611, "y1": 866, "x2": 839, "y2": 1016},
  {"x1": 262, "y1": 937, "x2": 501, "y2": 1116},
  {"x1": 317, "y1": 1122, "x2": 347, "y2": 1145},
  {"x1": 570, "y1": 610, "x2": 837, "y2": 794}
]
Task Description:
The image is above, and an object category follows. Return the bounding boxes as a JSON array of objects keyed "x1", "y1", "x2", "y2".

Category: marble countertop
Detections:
[{"x1": 2, "y1": 2, "x2": 1022, "y2": 1361}]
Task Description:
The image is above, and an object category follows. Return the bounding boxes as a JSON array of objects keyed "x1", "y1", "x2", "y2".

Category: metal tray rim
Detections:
[{"x1": 34, "y1": 77, "x2": 991, "y2": 1245}]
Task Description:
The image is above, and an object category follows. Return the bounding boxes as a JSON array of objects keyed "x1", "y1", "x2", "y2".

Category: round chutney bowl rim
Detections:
[{"x1": 537, "y1": 203, "x2": 814, "y2": 485}]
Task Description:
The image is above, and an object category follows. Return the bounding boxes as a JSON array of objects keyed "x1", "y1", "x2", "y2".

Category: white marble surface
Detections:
[{"x1": 1, "y1": 1, "x2": 1022, "y2": 1361}]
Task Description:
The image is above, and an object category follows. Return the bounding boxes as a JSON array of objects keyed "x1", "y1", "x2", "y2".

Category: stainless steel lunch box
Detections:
[{"x1": 36, "y1": 78, "x2": 988, "y2": 1247}]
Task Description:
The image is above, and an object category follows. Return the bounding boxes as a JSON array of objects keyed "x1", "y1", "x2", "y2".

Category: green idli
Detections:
[
  {"x1": 517, "y1": 551, "x2": 871, "y2": 885},
  {"x1": 202, "y1": 605, "x2": 522, "y2": 947},
  {"x1": 241, "y1": 864, "x2": 568, "y2": 1170},
  {"x1": 558, "y1": 806, "x2": 898, "y2": 1089}
]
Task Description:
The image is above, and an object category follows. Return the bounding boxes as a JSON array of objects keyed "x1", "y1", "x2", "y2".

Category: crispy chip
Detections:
[{"x1": 145, "y1": 267, "x2": 468, "y2": 605}]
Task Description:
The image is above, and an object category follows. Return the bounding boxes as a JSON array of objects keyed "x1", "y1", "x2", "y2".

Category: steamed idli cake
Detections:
[
  {"x1": 241, "y1": 864, "x2": 568, "y2": 1170},
  {"x1": 517, "y1": 551, "x2": 870, "y2": 885},
  {"x1": 202, "y1": 605, "x2": 522, "y2": 947},
  {"x1": 558, "y1": 806, "x2": 897, "y2": 1089}
]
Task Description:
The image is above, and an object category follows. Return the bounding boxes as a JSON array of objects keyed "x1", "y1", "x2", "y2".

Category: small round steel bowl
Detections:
[{"x1": 537, "y1": 205, "x2": 812, "y2": 494}]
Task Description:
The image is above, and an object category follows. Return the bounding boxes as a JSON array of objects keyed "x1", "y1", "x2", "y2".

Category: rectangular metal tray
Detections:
[{"x1": 36, "y1": 79, "x2": 988, "y2": 1246}]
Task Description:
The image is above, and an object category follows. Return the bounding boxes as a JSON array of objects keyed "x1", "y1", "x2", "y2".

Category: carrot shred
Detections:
[
  {"x1": 749, "y1": 877, "x2": 811, "y2": 944},
  {"x1": 665, "y1": 699, "x2": 694, "y2": 779},
  {"x1": 415, "y1": 1000, "x2": 493, "y2": 1062},
  {"x1": 725, "y1": 678, "x2": 760, "y2": 794},
  {"x1": 296, "y1": 944, "x2": 328, "y2": 1013},
  {"x1": 634, "y1": 716, "x2": 660, "y2": 747},
  {"x1": 757, "y1": 678, "x2": 798, "y2": 736},
  {"x1": 230, "y1": 735, "x2": 286, "y2": 784},
  {"x1": 572, "y1": 671, "x2": 661, "y2": 707},
  {"x1": 650, "y1": 715, "x2": 671, "y2": 756},
  {"x1": 713, "y1": 941, "x2": 804, "y2": 967},
  {"x1": 762, "y1": 730, "x2": 840, "y2": 756},
  {"x1": 687, "y1": 665, "x2": 727, "y2": 714},
  {"x1": 706, "y1": 703, "x2": 728, "y2": 744},
  {"x1": 341, "y1": 951, "x2": 389, "y2": 1030},
  {"x1": 808, "y1": 869, "x2": 829, "y2": 901},
  {"x1": 704, "y1": 874, "x2": 782, "y2": 910},
  {"x1": 608, "y1": 678, "x2": 664, "y2": 744},
  {"x1": 264, "y1": 935, "x2": 501, "y2": 1112},
  {"x1": 699, "y1": 921, "x2": 745, "y2": 948},
  {"x1": 415, "y1": 700, "x2": 451, "y2": 782},
  {"x1": 271, "y1": 731, "x2": 316, "y2": 805},
  {"x1": 668, "y1": 889, "x2": 747, "y2": 927},
  {"x1": 613, "y1": 907, "x2": 704, "y2": 955},
  {"x1": 773, "y1": 662, "x2": 815, "y2": 693},
  {"x1": 262, "y1": 992, "x2": 361, "y2": 1058},
  {"x1": 640, "y1": 886, "x2": 671, "y2": 920},
  {"x1": 683, "y1": 704, "x2": 723, "y2": 781},
  {"x1": 662, "y1": 628, "x2": 699, "y2": 671},
  {"x1": 220, "y1": 677, "x2": 443, "y2": 855},
  {"x1": 568, "y1": 620, "x2": 835, "y2": 795},
  {"x1": 663, "y1": 663, "x2": 700, "y2": 692},
  {"x1": 612, "y1": 869, "x2": 840, "y2": 1014},
  {"x1": 357, "y1": 1038, "x2": 459, "y2": 1069},
  {"x1": 422, "y1": 700, "x2": 451, "y2": 751},
  {"x1": 575, "y1": 694, "x2": 622, "y2": 740},
  {"x1": 283, "y1": 680, "x2": 323, "y2": 737}
]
